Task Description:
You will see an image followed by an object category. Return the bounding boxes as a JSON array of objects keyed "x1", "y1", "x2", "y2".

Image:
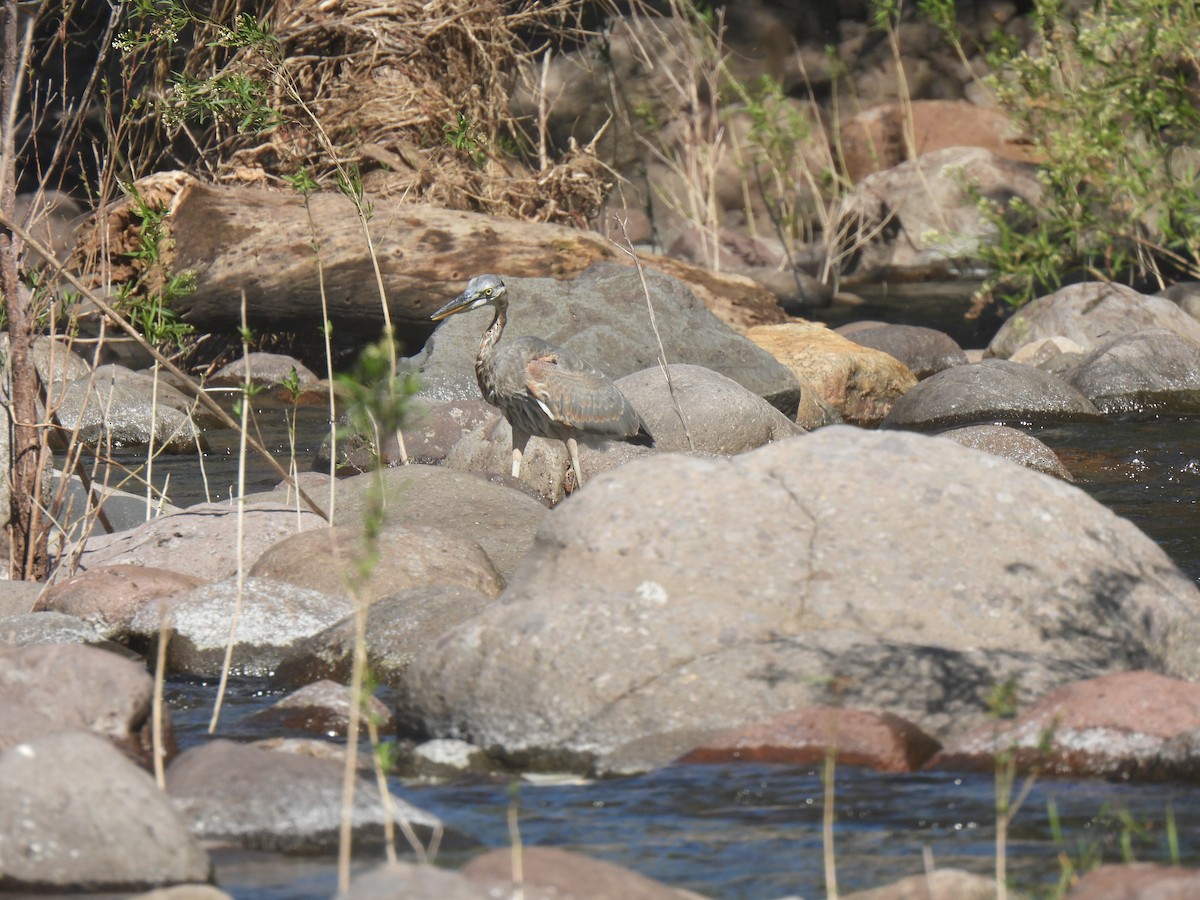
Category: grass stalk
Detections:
[{"x1": 207, "y1": 292, "x2": 252, "y2": 733}]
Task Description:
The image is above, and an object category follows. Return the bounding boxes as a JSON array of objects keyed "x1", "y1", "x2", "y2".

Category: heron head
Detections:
[{"x1": 431, "y1": 274, "x2": 508, "y2": 321}]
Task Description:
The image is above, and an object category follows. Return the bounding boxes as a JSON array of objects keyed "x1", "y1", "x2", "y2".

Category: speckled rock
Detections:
[
  {"x1": 0, "y1": 732, "x2": 210, "y2": 891},
  {"x1": 927, "y1": 671, "x2": 1200, "y2": 778},
  {"x1": 128, "y1": 576, "x2": 355, "y2": 676}
]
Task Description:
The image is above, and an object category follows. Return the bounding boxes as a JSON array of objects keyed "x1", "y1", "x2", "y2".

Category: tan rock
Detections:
[{"x1": 746, "y1": 321, "x2": 917, "y2": 423}]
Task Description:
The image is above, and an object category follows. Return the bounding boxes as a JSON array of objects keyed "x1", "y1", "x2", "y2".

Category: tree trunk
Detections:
[
  {"x1": 1, "y1": 0, "x2": 48, "y2": 580},
  {"x1": 76, "y1": 172, "x2": 786, "y2": 342}
]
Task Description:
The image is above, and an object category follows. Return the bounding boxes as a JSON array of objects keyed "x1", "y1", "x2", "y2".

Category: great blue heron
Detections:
[{"x1": 431, "y1": 274, "x2": 653, "y2": 486}]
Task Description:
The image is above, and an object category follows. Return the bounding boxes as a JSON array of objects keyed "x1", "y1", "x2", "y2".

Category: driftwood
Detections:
[{"x1": 76, "y1": 173, "x2": 786, "y2": 341}]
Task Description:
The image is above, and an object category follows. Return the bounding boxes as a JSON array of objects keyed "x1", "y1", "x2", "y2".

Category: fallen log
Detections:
[{"x1": 74, "y1": 173, "x2": 786, "y2": 341}]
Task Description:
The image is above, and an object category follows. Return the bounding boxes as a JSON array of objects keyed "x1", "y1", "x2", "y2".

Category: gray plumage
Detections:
[{"x1": 431, "y1": 274, "x2": 653, "y2": 486}]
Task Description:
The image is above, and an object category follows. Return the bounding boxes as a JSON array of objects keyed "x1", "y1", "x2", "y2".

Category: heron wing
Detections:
[{"x1": 518, "y1": 343, "x2": 643, "y2": 438}]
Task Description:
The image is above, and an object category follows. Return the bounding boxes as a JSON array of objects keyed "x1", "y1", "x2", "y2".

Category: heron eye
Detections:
[{"x1": 484, "y1": 289, "x2": 492, "y2": 296}]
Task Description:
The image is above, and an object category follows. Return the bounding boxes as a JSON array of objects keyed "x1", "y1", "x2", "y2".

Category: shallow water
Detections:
[
  {"x1": 175, "y1": 674, "x2": 1200, "y2": 898},
  {"x1": 147, "y1": 409, "x2": 1200, "y2": 898}
]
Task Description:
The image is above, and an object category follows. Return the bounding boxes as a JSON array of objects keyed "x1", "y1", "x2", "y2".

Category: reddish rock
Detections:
[
  {"x1": 927, "y1": 671, "x2": 1200, "y2": 778},
  {"x1": 35, "y1": 565, "x2": 206, "y2": 640},
  {"x1": 840, "y1": 99, "x2": 1037, "y2": 182},
  {"x1": 677, "y1": 706, "x2": 941, "y2": 772},
  {"x1": 1064, "y1": 863, "x2": 1200, "y2": 899}
]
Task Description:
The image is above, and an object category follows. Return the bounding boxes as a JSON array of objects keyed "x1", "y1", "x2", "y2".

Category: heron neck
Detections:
[{"x1": 475, "y1": 300, "x2": 507, "y2": 404}]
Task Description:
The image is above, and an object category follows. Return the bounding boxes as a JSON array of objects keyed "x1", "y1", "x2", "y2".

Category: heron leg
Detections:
[
  {"x1": 566, "y1": 436, "x2": 584, "y2": 488},
  {"x1": 511, "y1": 428, "x2": 530, "y2": 478}
]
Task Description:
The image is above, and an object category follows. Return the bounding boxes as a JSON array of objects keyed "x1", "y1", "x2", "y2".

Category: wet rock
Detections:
[
  {"x1": 249, "y1": 522, "x2": 504, "y2": 602},
  {"x1": 462, "y1": 846, "x2": 695, "y2": 899},
  {"x1": 129, "y1": 576, "x2": 355, "y2": 676},
  {"x1": 1063, "y1": 863, "x2": 1200, "y2": 899},
  {"x1": 400, "y1": 428, "x2": 1200, "y2": 766},
  {"x1": 616, "y1": 364, "x2": 805, "y2": 453},
  {"x1": 237, "y1": 680, "x2": 394, "y2": 737},
  {"x1": 0, "y1": 643, "x2": 161, "y2": 762},
  {"x1": 255, "y1": 464, "x2": 547, "y2": 583},
  {"x1": 837, "y1": 322, "x2": 968, "y2": 378},
  {"x1": 418, "y1": 262, "x2": 800, "y2": 416},
  {"x1": 402, "y1": 738, "x2": 504, "y2": 779},
  {"x1": 347, "y1": 861, "x2": 511, "y2": 900},
  {"x1": 35, "y1": 564, "x2": 205, "y2": 640},
  {"x1": 166, "y1": 739, "x2": 449, "y2": 854},
  {"x1": 0, "y1": 732, "x2": 210, "y2": 891},
  {"x1": 1065, "y1": 328, "x2": 1200, "y2": 414},
  {"x1": 272, "y1": 584, "x2": 495, "y2": 690},
  {"x1": 54, "y1": 363, "x2": 204, "y2": 451},
  {"x1": 677, "y1": 706, "x2": 941, "y2": 772},
  {"x1": 828, "y1": 147, "x2": 1042, "y2": 280},
  {"x1": 927, "y1": 671, "x2": 1200, "y2": 778},
  {"x1": 746, "y1": 322, "x2": 917, "y2": 424},
  {"x1": 988, "y1": 282, "x2": 1200, "y2": 359},
  {"x1": 72, "y1": 501, "x2": 327, "y2": 580},
  {"x1": 880, "y1": 359, "x2": 1102, "y2": 429},
  {"x1": 0, "y1": 610, "x2": 109, "y2": 647},
  {"x1": 844, "y1": 868, "x2": 1004, "y2": 899},
  {"x1": 938, "y1": 425, "x2": 1074, "y2": 481}
]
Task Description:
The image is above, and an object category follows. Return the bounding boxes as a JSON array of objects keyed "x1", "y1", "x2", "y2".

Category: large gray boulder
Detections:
[
  {"x1": 400, "y1": 427, "x2": 1200, "y2": 768},
  {"x1": 988, "y1": 282, "x2": 1200, "y2": 359},
  {"x1": 416, "y1": 262, "x2": 800, "y2": 415},
  {"x1": 0, "y1": 732, "x2": 210, "y2": 891}
]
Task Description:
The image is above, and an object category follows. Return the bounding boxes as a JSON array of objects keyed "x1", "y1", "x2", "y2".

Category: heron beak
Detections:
[{"x1": 430, "y1": 290, "x2": 477, "y2": 322}]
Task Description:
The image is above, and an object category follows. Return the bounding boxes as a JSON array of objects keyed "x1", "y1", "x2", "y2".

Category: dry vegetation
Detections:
[{"x1": 132, "y1": 0, "x2": 612, "y2": 225}]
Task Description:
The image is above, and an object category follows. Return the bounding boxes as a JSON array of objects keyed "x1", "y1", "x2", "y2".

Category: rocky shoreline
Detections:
[{"x1": 2, "y1": 266, "x2": 1200, "y2": 897}]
